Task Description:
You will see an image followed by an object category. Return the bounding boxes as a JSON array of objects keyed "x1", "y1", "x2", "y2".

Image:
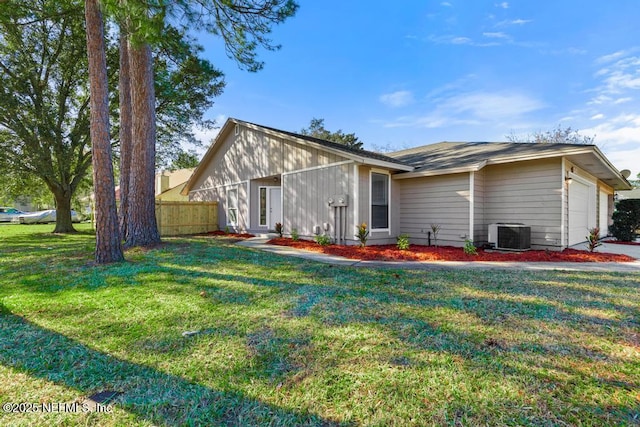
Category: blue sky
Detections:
[{"x1": 192, "y1": 0, "x2": 640, "y2": 178}]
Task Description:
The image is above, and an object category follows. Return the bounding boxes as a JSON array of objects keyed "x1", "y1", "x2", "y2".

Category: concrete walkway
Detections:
[{"x1": 237, "y1": 238, "x2": 640, "y2": 273}]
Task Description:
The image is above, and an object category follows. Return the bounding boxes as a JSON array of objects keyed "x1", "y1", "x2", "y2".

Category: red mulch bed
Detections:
[
  {"x1": 605, "y1": 240, "x2": 640, "y2": 246},
  {"x1": 208, "y1": 230, "x2": 255, "y2": 239},
  {"x1": 267, "y1": 238, "x2": 636, "y2": 263}
]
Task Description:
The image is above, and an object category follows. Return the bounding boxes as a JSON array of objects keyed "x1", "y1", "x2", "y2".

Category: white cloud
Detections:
[
  {"x1": 441, "y1": 1, "x2": 453, "y2": 6},
  {"x1": 382, "y1": 90, "x2": 545, "y2": 130},
  {"x1": 483, "y1": 32, "x2": 509, "y2": 39},
  {"x1": 428, "y1": 34, "x2": 501, "y2": 47},
  {"x1": 582, "y1": 114, "x2": 640, "y2": 175},
  {"x1": 596, "y1": 49, "x2": 633, "y2": 64},
  {"x1": 495, "y1": 2, "x2": 509, "y2": 9},
  {"x1": 589, "y1": 52, "x2": 640, "y2": 106},
  {"x1": 451, "y1": 36, "x2": 472, "y2": 44},
  {"x1": 497, "y1": 18, "x2": 532, "y2": 26},
  {"x1": 590, "y1": 113, "x2": 604, "y2": 120},
  {"x1": 444, "y1": 91, "x2": 545, "y2": 120},
  {"x1": 380, "y1": 91, "x2": 414, "y2": 108}
]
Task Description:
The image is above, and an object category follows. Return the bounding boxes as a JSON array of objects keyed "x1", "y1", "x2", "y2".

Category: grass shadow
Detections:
[{"x1": 0, "y1": 303, "x2": 344, "y2": 426}]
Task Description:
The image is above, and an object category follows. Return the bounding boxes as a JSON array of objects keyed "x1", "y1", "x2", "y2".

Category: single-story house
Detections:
[{"x1": 182, "y1": 118, "x2": 632, "y2": 249}]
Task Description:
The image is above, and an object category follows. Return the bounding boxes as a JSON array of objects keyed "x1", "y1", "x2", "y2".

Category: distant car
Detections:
[
  {"x1": 17, "y1": 209, "x2": 81, "y2": 224},
  {"x1": 0, "y1": 207, "x2": 25, "y2": 222}
]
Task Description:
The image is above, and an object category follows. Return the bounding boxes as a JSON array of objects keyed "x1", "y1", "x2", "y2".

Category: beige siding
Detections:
[
  {"x1": 189, "y1": 127, "x2": 348, "y2": 193},
  {"x1": 596, "y1": 181, "x2": 614, "y2": 235},
  {"x1": 188, "y1": 125, "x2": 349, "y2": 231},
  {"x1": 398, "y1": 173, "x2": 471, "y2": 247},
  {"x1": 283, "y1": 163, "x2": 354, "y2": 241},
  {"x1": 483, "y1": 158, "x2": 562, "y2": 249}
]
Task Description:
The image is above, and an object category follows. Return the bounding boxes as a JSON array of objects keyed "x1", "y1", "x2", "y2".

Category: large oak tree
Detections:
[{"x1": 0, "y1": 0, "x2": 91, "y2": 233}]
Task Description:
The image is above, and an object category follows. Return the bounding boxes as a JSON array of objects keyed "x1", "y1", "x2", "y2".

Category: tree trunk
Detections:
[
  {"x1": 118, "y1": 27, "x2": 132, "y2": 239},
  {"x1": 125, "y1": 41, "x2": 160, "y2": 247},
  {"x1": 52, "y1": 185, "x2": 76, "y2": 234},
  {"x1": 85, "y1": 0, "x2": 124, "y2": 263}
]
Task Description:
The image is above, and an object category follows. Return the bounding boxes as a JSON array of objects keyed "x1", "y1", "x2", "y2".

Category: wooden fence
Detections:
[{"x1": 155, "y1": 201, "x2": 218, "y2": 236}]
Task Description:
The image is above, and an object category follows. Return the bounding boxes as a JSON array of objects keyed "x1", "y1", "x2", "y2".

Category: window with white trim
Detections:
[
  {"x1": 259, "y1": 187, "x2": 267, "y2": 226},
  {"x1": 227, "y1": 188, "x2": 238, "y2": 225},
  {"x1": 371, "y1": 172, "x2": 389, "y2": 229}
]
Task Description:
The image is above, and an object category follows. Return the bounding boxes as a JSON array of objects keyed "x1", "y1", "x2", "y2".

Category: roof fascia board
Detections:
[
  {"x1": 393, "y1": 162, "x2": 485, "y2": 179},
  {"x1": 591, "y1": 145, "x2": 633, "y2": 190},
  {"x1": 484, "y1": 147, "x2": 593, "y2": 166}
]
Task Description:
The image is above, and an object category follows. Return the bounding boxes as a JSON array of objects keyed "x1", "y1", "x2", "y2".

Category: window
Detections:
[
  {"x1": 259, "y1": 187, "x2": 267, "y2": 226},
  {"x1": 371, "y1": 172, "x2": 389, "y2": 229},
  {"x1": 227, "y1": 188, "x2": 238, "y2": 225}
]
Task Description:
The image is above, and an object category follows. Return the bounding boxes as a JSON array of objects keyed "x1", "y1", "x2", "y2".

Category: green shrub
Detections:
[
  {"x1": 355, "y1": 222, "x2": 369, "y2": 248},
  {"x1": 396, "y1": 234, "x2": 410, "y2": 251},
  {"x1": 291, "y1": 228, "x2": 299, "y2": 241},
  {"x1": 315, "y1": 234, "x2": 331, "y2": 246},
  {"x1": 586, "y1": 227, "x2": 602, "y2": 252},
  {"x1": 610, "y1": 199, "x2": 640, "y2": 241},
  {"x1": 464, "y1": 239, "x2": 477, "y2": 255},
  {"x1": 274, "y1": 222, "x2": 283, "y2": 238}
]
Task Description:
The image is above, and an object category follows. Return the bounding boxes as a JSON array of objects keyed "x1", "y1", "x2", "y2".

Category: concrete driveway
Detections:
[{"x1": 570, "y1": 239, "x2": 640, "y2": 259}]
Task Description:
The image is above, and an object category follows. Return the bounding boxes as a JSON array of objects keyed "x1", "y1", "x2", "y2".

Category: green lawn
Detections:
[{"x1": 0, "y1": 224, "x2": 638, "y2": 426}]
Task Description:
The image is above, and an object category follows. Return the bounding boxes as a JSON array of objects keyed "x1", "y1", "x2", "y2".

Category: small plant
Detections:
[
  {"x1": 586, "y1": 227, "x2": 602, "y2": 252},
  {"x1": 355, "y1": 222, "x2": 369, "y2": 248},
  {"x1": 224, "y1": 226, "x2": 230, "y2": 234},
  {"x1": 430, "y1": 224, "x2": 441, "y2": 247},
  {"x1": 315, "y1": 234, "x2": 331, "y2": 246},
  {"x1": 274, "y1": 222, "x2": 283, "y2": 238},
  {"x1": 397, "y1": 234, "x2": 410, "y2": 251},
  {"x1": 463, "y1": 239, "x2": 477, "y2": 255},
  {"x1": 291, "y1": 228, "x2": 299, "y2": 241}
]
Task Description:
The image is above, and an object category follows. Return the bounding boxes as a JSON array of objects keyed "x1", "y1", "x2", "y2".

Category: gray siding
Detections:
[
  {"x1": 355, "y1": 166, "x2": 400, "y2": 245},
  {"x1": 398, "y1": 173, "x2": 471, "y2": 247},
  {"x1": 473, "y1": 170, "x2": 486, "y2": 244},
  {"x1": 283, "y1": 163, "x2": 354, "y2": 241},
  {"x1": 482, "y1": 158, "x2": 562, "y2": 249}
]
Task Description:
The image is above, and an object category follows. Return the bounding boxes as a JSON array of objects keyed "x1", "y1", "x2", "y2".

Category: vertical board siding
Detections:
[
  {"x1": 283, "y1": 163, "x2": 353, "y2": 240},
  {"x1": 483, "y1": 159, "x2": 562, "y2": 249},
  {"x1": 398, "y1": 173, "x2": 471, "y2": 247},
  {"x1": 155, "y1": 201, "x2": 218, "y2": 236},
  {"x1": 188, "y1": 126, "x2": 349, "y2": 231}
]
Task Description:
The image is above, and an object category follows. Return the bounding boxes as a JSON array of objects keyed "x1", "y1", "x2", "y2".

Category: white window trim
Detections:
[
  {"x1": 226, "y1": 186, "x2": 239, "y2": 226},
  {"x1": 369, "y1": 169, "x2": 391, "y2": 234}
]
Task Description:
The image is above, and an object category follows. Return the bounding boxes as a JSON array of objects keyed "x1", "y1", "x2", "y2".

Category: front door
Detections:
[{"x1": 268, "y1": 187, "x2": 281, "y2": 230}]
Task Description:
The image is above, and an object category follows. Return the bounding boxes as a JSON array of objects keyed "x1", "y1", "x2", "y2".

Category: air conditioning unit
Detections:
[{"x1": 488, "y1": 223, "x2": 531, "y2": 251}]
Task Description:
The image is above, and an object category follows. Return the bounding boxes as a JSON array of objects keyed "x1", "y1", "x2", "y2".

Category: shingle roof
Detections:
[
  {"x1": 387, "y1": 141, "x2": 595, "y2": 173},
  {"x1": 235, "y1": 119, "x2": 409, "y2": 167}
]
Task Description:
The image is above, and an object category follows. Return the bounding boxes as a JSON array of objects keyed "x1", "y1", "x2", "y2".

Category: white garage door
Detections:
[{"x1": 568, "y1": 178, "x2": 595, "y2": 246}]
